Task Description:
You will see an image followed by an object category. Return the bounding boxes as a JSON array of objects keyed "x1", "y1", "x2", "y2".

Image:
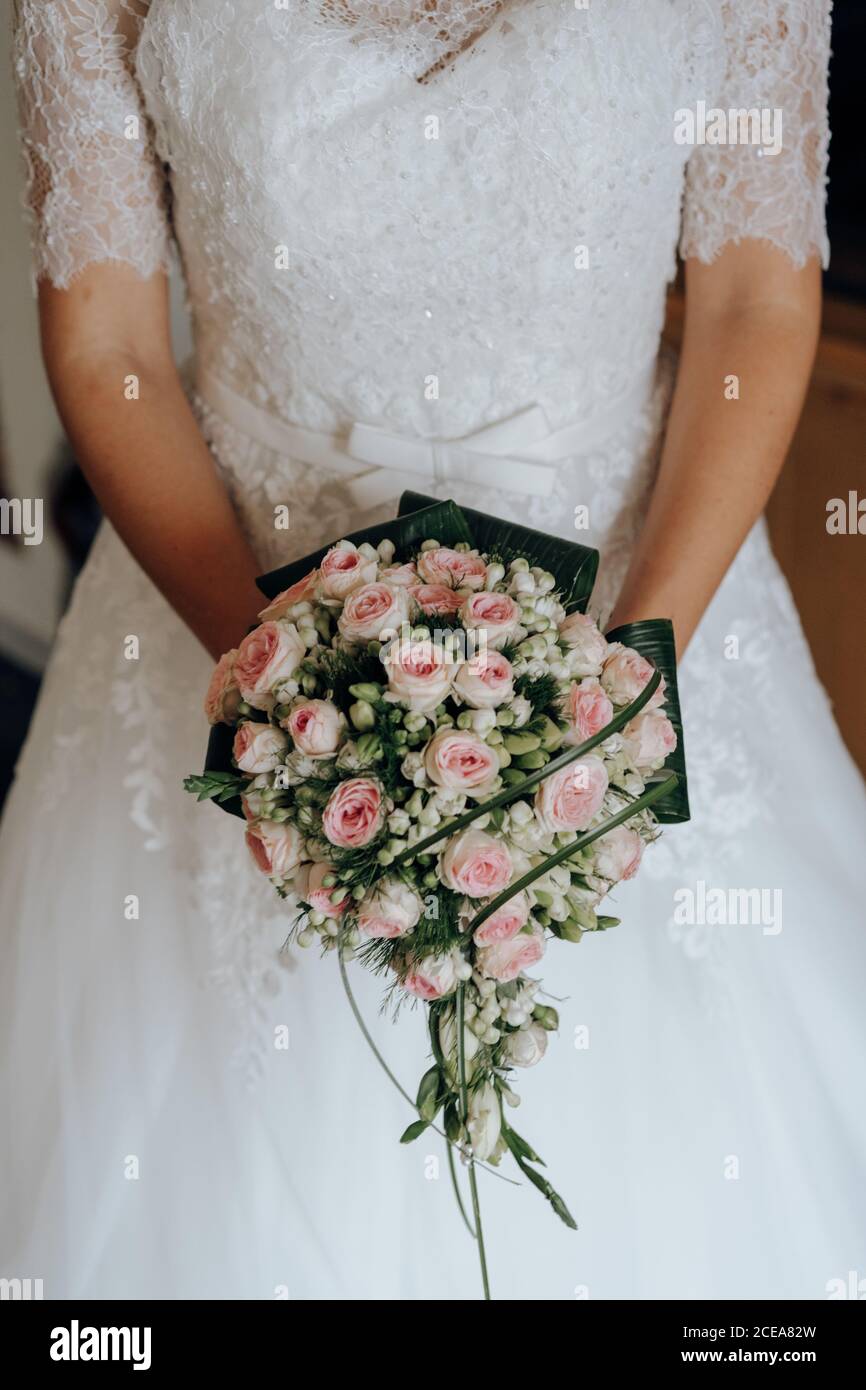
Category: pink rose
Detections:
[
  {"x1": 357, "y1": 878, "x2": 423, "y2": 939},
  {"x1": 204, "y1": 649, "x2": 242, "y2": 725},
  {"x1": 257, "y1": 569, "x2": 318, "y2": 622},
  {"x1": 601, "y1": 643, "x2": 665, "y2": 709},
  {"x1": 321, "y1": 777, "x2": 384, "y2": 848},
  {"x1": 424, "y1": 729, "x2": 499, "y2": 796},
  {"x1": 380, "y1": 562, "x2": 418, "y2": 588},
  {"x1": 534, "y1": 755, "x2": 609, "y2": 832},
  {"x1": 245, "y1": 819, "x2": 305, "y2": 880},
  {"x1": 416, "y1": 546, "x2": 487, "y2": 590},
  {"x1": 440, "y1": 828, "x2": 513, "y2": 899},
  {"x1": 410, "y1": 583, "x2": 465, "y2": 617},
  {"x1": 476, "y1": 925, "x2": 546, "y2": 983},
  {"x1": 459, "y1": 591, "x2": 520, "y2": 650},
  {"x1": 453, "y1": 651, "x2": 514, "y2": 709},
  {"x1": 401, "y1": 952, "x2": 459, "y2": 1001},
  {"x1": 285, "y1": 699, "x2": 344, "y2": 759},
  {"x1": 621, "y1": 710, "x2": 677, "y2": 771},
  {"x1": 564, "y1": 677, "x2": 615, "y2": 745},
  {"x1": 235, "y1": 621, "x2": 305, "y2": 709},
  {"x1": 337, "y1": 582, "x2": 409, "y2": 643},
  {"x1": 590, "y1": 824, "x2": 644, "y2": 883},
  {"x1": 472, "y1": 890, "x2": 531, "y2": 944},
  {"x1": 232, "y1": 720, "x2": 288, "y2": 775},
  {"x1": 381, "y1": 637, "x2": 453, "y2": 712},
  {"x1": 295, "y1": 859, "x2": 345, "y2": 918},
  {"x1": 557, "y1": 611, "x2": 609, "y2": 675},
  {"x1": 318, "y1": 542, "x2": 378, "y2": 600}
]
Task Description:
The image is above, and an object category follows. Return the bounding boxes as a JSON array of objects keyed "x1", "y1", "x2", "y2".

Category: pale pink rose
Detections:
[
  {"x1": 380, "y1": 562, "x2": 418, "y2": 588},
  {"x1": 381, "y1": 638, "x2": 453, "y2": 712},
  {"x1": 409, "y1": 583, "x2": 465, "y2": 617},
  {"x1": 460, "y1": 591, "x2": 520, "y2": 650},
  {"x1": 204, "y1": 649, "x2": 242, "y2": 725},
  {"x1": 401, "y1": 952, "x2": 459, "y2": 1001},
  {"x1": 318, "y1": 542, "x2": 378, "y2": 600},
  {"x1": 601, "y1": 643, "x2": 665, "y2": 709},
  {"x1": 472, "y1": 889, "x2": 531, "y2": 945},
  {"x1": 356, "y1": 878, "x2": 423, "y2": 939},
  {"x1": 590, "y1": 824, "x2": 644, "y2": 883},
  {"x1": 557, "y1": 611, "x2": 609, "y2": 675},
  {"x1": 285, "y1": 699, "x2": 344, "y2": 759},
  {"x1": 621, "y1": 710, "x2": 677, "y2": 771},
  {"x1": 440, "y1": 828, "x2": 513, "y2": 899},
  {"x1": 564, "y1": 677, "x2": 615, "y2": 745},
  {"x1": 453, "y1": 651, "x2": 514, "y2": 709},
  {"x1": 245, "y1": 819, "x2": 305, "y2": 880},
  {"x1": 424, "y1": 729, "x2": 499, "y2": 795},
  {"x1": 294, "y1": 859, "x2": 345, "y2": 918},
  {"x1": 232, "y1": 720, "x2": 288, "y2": 775},
  {"x1": 534, "y1": 755, "x2": 609, "y2": 832},
  {"x1": 476, "y1": 925, "x2": 546, "y2": 983},
  {"x1": 416, "y1": 546, "x2": 487, "y2": 590},
  {"x1": 235, "y1": 621, "x2": 305, "y2": 708},
  {"x1": 321, "y1": 777, "x2": 384, "y2": 848},
  {"x1": 337, "y1": 581, "x2": 409, "y2": 643},
  {"x1": 257, "y1": 569, "x2": 318, "y2": 622}
]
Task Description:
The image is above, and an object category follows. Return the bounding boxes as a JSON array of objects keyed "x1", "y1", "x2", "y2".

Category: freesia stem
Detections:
[{"x1": 458, "y1": 983, "x2": 491, "y2": 1301}]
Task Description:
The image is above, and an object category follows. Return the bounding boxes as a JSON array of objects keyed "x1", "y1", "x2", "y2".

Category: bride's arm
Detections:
[
  {"x1": 610, "y1": 0, "x2": 831, "y2": 653},
  {"x1": 608, "y1": 242, "x2": 821, "y2": 652},
  {"x1": 39, "y1": 266, "x2": 263, "y2": 660},
  {"x1": 14, "y1": 0, "x2": 261, "y2": 660}
]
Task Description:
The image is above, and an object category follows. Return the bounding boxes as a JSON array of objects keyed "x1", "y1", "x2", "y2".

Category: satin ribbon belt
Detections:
[{"x1": 195, "y1": 364, "x2": 655, "y2": 511}]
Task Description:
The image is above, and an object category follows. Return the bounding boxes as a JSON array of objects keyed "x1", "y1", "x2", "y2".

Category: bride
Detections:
[{"x1": 3, "y1": 0, "x2": 864, "y2": 1300}]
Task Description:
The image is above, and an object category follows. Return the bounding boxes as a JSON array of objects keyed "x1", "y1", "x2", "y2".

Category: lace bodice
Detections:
[{"x1": 14, "y1": 0, "x2": 831, "y2": 439}]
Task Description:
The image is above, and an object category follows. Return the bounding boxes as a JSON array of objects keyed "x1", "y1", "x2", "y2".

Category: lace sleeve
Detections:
[
  {"x1": 12, "y1": 0, "x2": 170, "y2": 288},
  {"x1": 680, "y1": 1, "x2": 831, "y2": 270}
]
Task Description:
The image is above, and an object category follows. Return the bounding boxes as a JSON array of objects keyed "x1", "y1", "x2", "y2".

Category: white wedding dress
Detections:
[{"x1": 3, "y1": 0, "x2": 864, "y2": 1301}]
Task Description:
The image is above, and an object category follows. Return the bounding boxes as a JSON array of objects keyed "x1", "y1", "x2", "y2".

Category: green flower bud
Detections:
[
  {"x1": 503, "y1": 732, "x2": 541, "y2": 755},
  {"x1": 348, "y1": 682, "x2": 383, "y2": 702},
  {"x1": 496, "y1": 707, "x2": 515, "y2": 727},
  {"x1": 532, "y1": 1003, "x2": 560, "y2": 1031}
]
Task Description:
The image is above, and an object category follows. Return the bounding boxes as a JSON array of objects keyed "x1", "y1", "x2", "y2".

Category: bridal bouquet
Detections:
[{"x1": 185, "y1": 494, "x2": 688, "y2": 1296}]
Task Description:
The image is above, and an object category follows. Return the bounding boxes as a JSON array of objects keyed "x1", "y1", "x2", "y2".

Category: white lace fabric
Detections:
[
  {"x1": 13, "y1": 3, "x2": 831, "y2": 409},
  {"x1": 680, "y1": 1, "x2": 832, "y2": 268},
  {"x1": 12, "y1": 0, "x2": 170, "y2": 288}
]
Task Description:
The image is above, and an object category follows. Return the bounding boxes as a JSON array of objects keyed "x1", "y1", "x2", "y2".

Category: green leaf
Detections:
[
  {"x1": 501, "y1": 1122, "x2": 545, "y2": 1166},
  {"x1": 605, "y1": 617, "x2": 690, "y2": 824},
  {"x1": 501, "y1": 1126, "x2": 577, "y2": 1230},
  {"x1": 399, "y1": 1119, "x2": 430, "y2": 1144},
  {"x1": 415, "y1": 1065, "x2": 442, "y2": 1123}
]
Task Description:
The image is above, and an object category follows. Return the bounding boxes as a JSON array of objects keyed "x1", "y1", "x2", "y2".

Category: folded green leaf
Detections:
[{"x1": 400, "y1": 1119, "x2": 430, "y2": 1144}]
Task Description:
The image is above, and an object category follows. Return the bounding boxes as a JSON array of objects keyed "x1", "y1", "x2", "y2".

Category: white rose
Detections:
[{"x1": 503, "y1": 1022, "x2": 548, "y2": 1068}]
